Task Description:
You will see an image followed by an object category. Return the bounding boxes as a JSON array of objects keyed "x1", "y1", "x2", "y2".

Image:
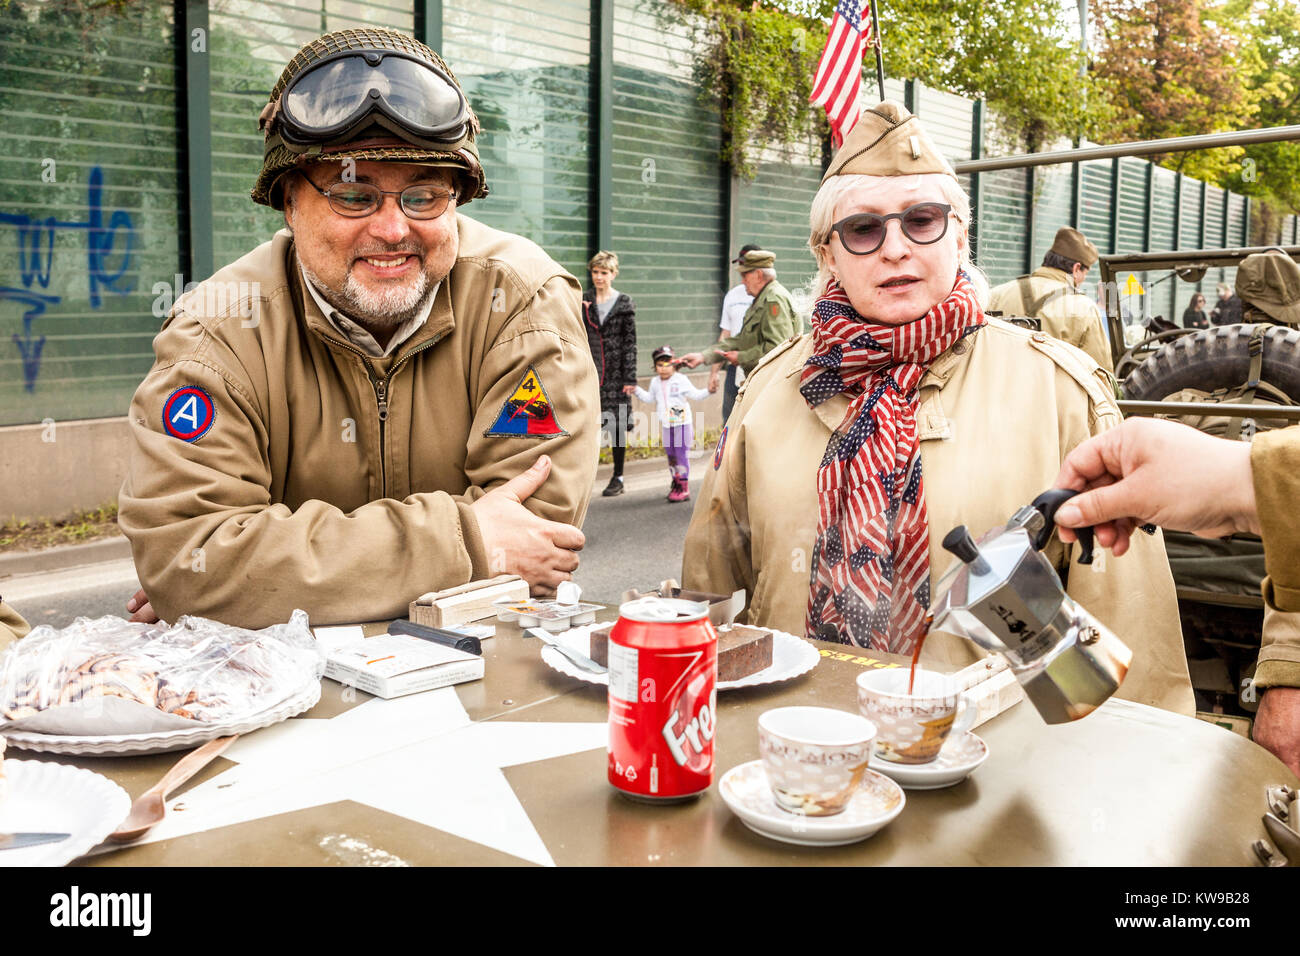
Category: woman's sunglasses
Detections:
[{"x1": 830, "y1": 202, "x2": 953, "y2": 256}]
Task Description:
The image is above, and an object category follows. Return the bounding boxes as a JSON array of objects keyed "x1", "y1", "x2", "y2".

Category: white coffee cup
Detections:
[
  {"x1": 856, "y1": 668, "x2": 976, "y2": 764},
  {"x1": 757, "y1": 706, "x2": 877, "y2": 816}
]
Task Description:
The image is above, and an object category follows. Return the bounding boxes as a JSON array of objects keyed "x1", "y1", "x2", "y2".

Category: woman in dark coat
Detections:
[
  {"x1": 582, "y1": 250, "x2": 638, "y2": 496},
  {"x1": 1182, "y1": 292, "x2": 1208, "y2": 329}
]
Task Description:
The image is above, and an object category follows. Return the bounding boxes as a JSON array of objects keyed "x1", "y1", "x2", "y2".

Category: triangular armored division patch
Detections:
[{"x1": 485, "y1": 366, "x2": 567, "y2": 437}]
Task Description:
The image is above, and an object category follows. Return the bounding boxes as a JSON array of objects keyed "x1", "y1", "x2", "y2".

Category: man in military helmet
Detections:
[
  {"x1": 678, "y1": 250, "x2": 800, "y2": 378},
  {"x1": 988, "y1": 226, "x2": 1114, "y2": 374},
  {"x1": 1235, "y1": 249, "x2": 1300, "y2": 327},
  {"x1": 119, "y1": 29, "x2": 599, "y2": 629}
]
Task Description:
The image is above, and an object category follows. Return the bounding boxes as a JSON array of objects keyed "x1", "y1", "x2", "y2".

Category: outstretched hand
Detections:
[
  {"x1": 471, "y1": 455, "x2": 585, "y2": 592},
  {"x1": 1051, "y1": 418, "x2": 1259, "y2": 556}
]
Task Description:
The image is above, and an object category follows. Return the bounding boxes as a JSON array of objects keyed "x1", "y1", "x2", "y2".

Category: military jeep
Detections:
[{"x1": 1098, "y1": 246, "x2": 1300, "y2": 723}]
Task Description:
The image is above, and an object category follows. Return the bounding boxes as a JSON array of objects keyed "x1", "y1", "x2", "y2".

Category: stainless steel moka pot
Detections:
[{"x1": 929, "y1": 490, "x2": 1132, "y2": 724}]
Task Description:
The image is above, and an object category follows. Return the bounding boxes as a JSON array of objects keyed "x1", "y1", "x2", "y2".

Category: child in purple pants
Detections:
[{"x1": 625, "y1": 346, "x2": 716, "y2": 502}]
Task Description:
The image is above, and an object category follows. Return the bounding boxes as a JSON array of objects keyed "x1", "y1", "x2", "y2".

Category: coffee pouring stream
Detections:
[{"x1": 928, "y1": 489, "x2": 1132, "y2": 725}]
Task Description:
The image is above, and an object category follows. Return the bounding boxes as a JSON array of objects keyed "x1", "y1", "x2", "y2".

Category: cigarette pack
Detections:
[{"x1": 323, "y1": 633, "x2": 484, "y2": 699}]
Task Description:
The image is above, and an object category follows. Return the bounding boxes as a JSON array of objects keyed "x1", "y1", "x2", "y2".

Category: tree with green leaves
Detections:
[{"x1": 1090, "y1": 0, "x2": 1256, "y2": 183}]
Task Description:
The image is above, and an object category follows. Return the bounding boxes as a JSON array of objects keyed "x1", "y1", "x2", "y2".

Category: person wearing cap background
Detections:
[
  {"x1": 678, "y1": 249, "x2": 800, "y2": 378},
  {"x1": 119, "y1": 28, "x2": 599, "y2": 629},
  {"x1": 682, "y1": 101, "x2": 1192, "y2": 716},
  {"x1": 987, "y1": 226, "x2": 1114, "y2": 374},
  {"x1": 709, "y1": 243, "x2": 760, "y2": 421}
]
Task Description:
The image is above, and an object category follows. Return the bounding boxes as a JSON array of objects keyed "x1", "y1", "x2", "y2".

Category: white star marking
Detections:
[{"x1": 127, "y1": 686, "x2": 607, "y2": 866}]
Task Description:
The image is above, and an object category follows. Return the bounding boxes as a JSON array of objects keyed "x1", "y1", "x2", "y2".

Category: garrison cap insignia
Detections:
[
  {"x1": 162, "y1": 385, "x2": 215, "y2": 443},
  {"x1": 486, "y1": 366, "x2": 566, "y2": 437},
  {"x1": 713, "y1": 425, "x2": 728, "y2": 470}
]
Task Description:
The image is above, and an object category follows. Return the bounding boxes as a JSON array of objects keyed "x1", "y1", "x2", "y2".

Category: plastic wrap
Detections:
[{"x1": 0, "y1": 610, "x2": 324, "y2": 734}]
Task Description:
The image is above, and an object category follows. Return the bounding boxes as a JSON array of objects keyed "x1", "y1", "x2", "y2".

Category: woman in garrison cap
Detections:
[{"x1": 682, "y1": 102, "x2": 1194, "y2": 716}]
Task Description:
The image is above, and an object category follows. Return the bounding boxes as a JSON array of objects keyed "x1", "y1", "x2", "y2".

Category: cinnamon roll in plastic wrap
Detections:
[{"x1": 0, "y1": 610, "x2": 322, "y2": 730}]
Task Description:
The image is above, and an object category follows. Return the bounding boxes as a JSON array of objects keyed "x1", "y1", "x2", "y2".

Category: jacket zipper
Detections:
[{"x1": 328, "y1": 332, "x2": 446, "y2": 499}]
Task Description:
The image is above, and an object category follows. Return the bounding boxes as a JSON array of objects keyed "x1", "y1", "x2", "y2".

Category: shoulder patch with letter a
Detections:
[
  {"x1": 162, "y1": 385, "x2": 215, "y2": 443},
  {"x1": 485, "y1": 366, "x2": 567, "y2": 437}
]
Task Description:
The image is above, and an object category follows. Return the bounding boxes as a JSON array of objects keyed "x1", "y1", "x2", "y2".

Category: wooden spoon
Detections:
[{"x1": 108, "y1": 735, "x2": 238, "y2": 843}]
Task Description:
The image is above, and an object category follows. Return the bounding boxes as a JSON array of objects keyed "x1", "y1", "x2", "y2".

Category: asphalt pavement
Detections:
[{"x1": 0, "y1": 453, "x2": 708, "y2": 629}]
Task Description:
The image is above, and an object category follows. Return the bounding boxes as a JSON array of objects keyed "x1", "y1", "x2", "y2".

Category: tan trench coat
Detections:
[
  {"x1": 1251, "y1": 427, "x2": 1300, "y2": 688},
  {"x1": 0, "y1": 600, "x2": 29, "y2": 653},
  {"x1": 683, "y1": 320, "x2": 1195, "y2": 716},
  {"x1": 988, "y1": 267, "x2": 1114, "y2": 374},
  {"x1": 119, "y1": 216, "x2": 599, "y2": 629}
]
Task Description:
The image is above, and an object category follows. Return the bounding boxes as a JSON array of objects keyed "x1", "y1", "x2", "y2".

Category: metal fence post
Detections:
[
  {"x1": 969, "y1": 98, "x2": 984, "y2": 262},
  {"x1": 1109, "y1": 157, "x2": 1121, "y2": 255},
  {"x1": 1024, "y1": 165, "x2": 1035, "y2": 273},
  {"x1": 415, "y1": 0, "x2": 442, "y2": 52},
  {"x1": 591, "y1": 0, "x2": 613, "y2": 255},
  {"x1": 179, "y1": 0, "x2": 213, "y2": 284},
  {"x1": 1143, "y1": 162, "x2": 1154, "y2": 251}
]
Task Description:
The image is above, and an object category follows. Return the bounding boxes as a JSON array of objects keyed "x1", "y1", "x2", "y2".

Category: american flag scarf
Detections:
[{"x1": 799, "y1": 272, "x2": 985, "y2": 652}]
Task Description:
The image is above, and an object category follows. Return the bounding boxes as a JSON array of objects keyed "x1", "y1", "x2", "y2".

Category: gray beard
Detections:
[{"x1": 302, "y1": 262, "x2": 434, "y2": 329}]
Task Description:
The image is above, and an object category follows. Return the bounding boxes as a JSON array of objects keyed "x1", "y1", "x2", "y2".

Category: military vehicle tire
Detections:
[{"x1": 1123, "y1": 324, "x2": 1300, "y2": 401}]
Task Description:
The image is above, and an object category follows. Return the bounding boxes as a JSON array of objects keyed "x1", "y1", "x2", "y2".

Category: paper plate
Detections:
[
  {"x1": 2, "y1": 681, "x2": 321, "y2": 756},
  {"x1": 539, "y1": 625, "x2": 819, "y2": 691},
  {"x1": 0, "y1": 760, "x2": 131, "y2": 866}
]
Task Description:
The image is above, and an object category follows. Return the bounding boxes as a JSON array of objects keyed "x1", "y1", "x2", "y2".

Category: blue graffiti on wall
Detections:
[{"x1": 1, "y1": 166, "x2": 135, "y2": 390}]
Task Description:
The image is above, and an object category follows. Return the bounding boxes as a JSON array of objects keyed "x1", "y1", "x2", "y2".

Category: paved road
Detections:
[{"x1": 1, "y1": 456, "x2": 707, "y2": 629}]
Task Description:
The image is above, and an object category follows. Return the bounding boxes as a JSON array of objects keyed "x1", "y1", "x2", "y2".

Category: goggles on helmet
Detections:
[{"x1": 275, "y1": 49, "x2": 471, "y2": 152}]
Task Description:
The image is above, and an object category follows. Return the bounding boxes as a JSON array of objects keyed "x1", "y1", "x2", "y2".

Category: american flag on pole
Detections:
[{"x1": 810, "y1": 0, "x2": 870, "y2": 147}]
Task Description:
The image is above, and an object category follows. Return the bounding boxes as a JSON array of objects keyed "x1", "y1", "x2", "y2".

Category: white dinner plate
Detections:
[
  {"x1": 719, "y1": 760, "x2": 905, "y2": 847},
  {"x1": 0, "y1": 760, "x2": 131, "y2": 866},
  {"x1": 538, "y1": 625, "x2": 820, "y2": 690},
  {"x1": 868, "y1": 731, "x2": 988, "y2": 790},
  {"x1": 2, "y1": 681, "x2": 321, "y2": 756}
]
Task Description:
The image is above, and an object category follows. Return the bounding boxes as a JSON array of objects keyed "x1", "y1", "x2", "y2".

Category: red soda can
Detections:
[{"x1": 608, "y1": 597, "x2": 718, "y2": 802}]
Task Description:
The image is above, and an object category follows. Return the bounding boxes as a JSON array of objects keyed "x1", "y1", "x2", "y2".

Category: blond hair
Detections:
[
  {"x1": 588, "y1": 250, "x2": 619, "y2": 274},
  {"x1": 807, "y1": 173, "x2": 989, "y2": 308}
]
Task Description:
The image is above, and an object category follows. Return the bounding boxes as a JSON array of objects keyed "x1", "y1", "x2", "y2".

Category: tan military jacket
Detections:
[
  {"x1": 988, "y1": 267, "x2": 1114, "y2": 374},
  {"x1": 120, "y1": 216, "x2": 599, "y2": 629},
  {"x1": 683, "y1": 320, "x2": 1195, "y2": 716},
  {"x1": 0, "y1": 600, "x2": 30, "y2": 653},
  {"x1": 1250, "y1": 428, "x2": 1300, "y2": 688},
  {"x1": 706, "y1": 279, "x2": 800, "y2": 374}
]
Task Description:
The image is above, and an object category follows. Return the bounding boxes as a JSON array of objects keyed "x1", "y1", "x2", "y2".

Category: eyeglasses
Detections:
[
  {"x1": 298, "y1": 172, "x2": 455, "y2": 220},
  {"x1": 830, "y1": 202, "x2": 953, "y2": 256}
]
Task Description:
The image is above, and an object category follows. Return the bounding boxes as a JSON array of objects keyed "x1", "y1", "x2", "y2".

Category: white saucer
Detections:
[
  {"x1": 719, "y1": 760, "x2": 905, "y2": 847},
  {"x1": 868, "y1": 731, "x2": 988, "y2": 790}
]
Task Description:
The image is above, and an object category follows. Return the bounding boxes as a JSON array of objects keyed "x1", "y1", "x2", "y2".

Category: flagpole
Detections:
[{"x1": 868, "y1": 0, "x2": 885, "y2": 96}]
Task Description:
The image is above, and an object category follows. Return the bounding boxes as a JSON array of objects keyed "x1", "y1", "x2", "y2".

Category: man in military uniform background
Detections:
[
  {"x1": 988, "y1": 226, "x2": 1114, "y2": 373},
  {"x1": 120, "y1": 29, "x2": 598, "y2": 629},
  {"x1": 679, "y1": 249, "x2": 800, "y2": 378}
]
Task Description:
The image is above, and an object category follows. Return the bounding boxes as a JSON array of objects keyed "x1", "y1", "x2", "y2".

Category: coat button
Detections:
[
  {"x1": 952, "y1": 339, "x2": 967, "y2": 354},
  {"x1": 1031, "y1": 332, "x2": 1048, "y2": 343}
]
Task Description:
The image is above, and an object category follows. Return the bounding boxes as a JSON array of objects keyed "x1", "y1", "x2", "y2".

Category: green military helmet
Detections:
[{"x1": 252, "y1": 27, "x2": 489, "y2": 210}]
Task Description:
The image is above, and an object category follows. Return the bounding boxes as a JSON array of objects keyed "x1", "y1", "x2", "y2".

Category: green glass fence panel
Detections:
[
  {"x1": 444, "y1": 0, "x2": 591, "y2": 284},
  {"x1": 207, "y1": 1, "x2": 417, "y2": 275},
  {"x1": 609, "y1": 0, "x2": 724, "y2": 371},
  {"x1": 734, "y1": 136, "x2": 822, "y2": 307},
  {"x1": 977, "y1": 167, "x2": 1030, "y2": 287},
  {"x1": 1079, "y1": 160, "x2": 1113, "y2": 256},
  {"x1": 1031, "y1": 163, "x2": 1073, "y2": 266},
  {"x1": 0, "y1": 1, "x2": 179, "y2": 427},
  {"x1": 1115, "y1": 156, "x2": 1147, "y2": 256},
  {"x1": 1150, "y1": 166, "x2": 1179, "y2": 324}
]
